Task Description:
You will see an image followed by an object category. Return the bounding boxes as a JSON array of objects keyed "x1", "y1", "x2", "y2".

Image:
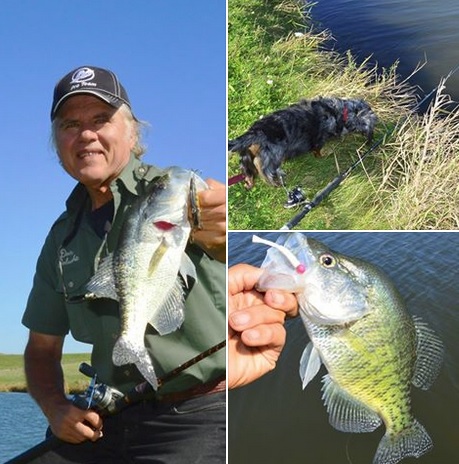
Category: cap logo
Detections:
[{"x1": 70, "y1": 67, "x2": 95, "y2": 84}]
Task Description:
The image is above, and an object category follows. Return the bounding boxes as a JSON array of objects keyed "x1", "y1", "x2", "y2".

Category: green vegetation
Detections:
[
  {"x1": 0, "y1": 353, "x2": 90, "y2": 394},
  {"x1": 228, "y1": 0, "x2": 459, "y2": 229}
]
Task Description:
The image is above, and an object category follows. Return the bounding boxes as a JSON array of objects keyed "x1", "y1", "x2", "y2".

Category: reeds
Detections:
[{"x1": 377, "y1": 79, "x2": 459, "y2": 229}]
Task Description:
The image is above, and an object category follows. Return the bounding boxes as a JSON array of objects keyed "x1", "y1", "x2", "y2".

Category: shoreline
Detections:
[{"x1": 0, "y1": 353, "x2": 90, "y2": 395}]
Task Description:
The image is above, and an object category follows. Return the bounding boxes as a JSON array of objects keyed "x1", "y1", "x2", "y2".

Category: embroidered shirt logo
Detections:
[
  {"x1": 70, "y1": 67, "x2": 95, "y2": 84},
  {"x1": 59, "y1": 248, "x2": 80, "y2": 266}
]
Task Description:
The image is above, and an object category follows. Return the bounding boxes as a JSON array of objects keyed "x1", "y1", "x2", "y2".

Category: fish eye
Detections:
[{"x1": 320, "y1": 254, "x2": 336, "y2": 268}]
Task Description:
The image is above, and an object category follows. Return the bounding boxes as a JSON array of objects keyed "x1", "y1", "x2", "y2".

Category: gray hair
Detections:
[{"x1": 50, "y1": 103, "x2": 148, "y2": 158}]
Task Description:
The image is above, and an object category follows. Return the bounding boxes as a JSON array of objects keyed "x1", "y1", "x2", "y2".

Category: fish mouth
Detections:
[
  {"x1": 299, "y1": 302, "x2": 357, "y2": 326},
  {"x1": 256, "y1": 271, "x2": 305, "y2": 293}
]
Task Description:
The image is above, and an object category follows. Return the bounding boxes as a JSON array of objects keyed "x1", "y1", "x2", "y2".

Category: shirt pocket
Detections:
[{"x1": 56, "y1": 251, "x2": 97, "y2": 343}]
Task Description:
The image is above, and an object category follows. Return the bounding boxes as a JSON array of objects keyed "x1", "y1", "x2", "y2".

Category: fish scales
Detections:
[
  {"x1": 255, "y1": 233, "x2": 443, "y2": 464},
  {"x1": 304, "y1": 292, "x2": 416, "y2": 434},
  {"x1": 87, "y1": 167, "x2": 206, "y2": 389}
]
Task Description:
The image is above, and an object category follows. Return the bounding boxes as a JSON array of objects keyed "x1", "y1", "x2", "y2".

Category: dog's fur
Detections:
[{"x1": 228, "y1": 97, "x2": 377, "y2": 188}]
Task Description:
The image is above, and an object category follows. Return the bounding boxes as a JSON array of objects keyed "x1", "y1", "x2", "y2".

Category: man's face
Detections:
[{"x1": 54, "y1": 95, "x2": 135, "y2": 190}]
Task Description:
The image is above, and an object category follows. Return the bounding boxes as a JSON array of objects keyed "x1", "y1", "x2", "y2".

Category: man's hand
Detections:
[
  {"x1": 24, "y1": 331, "x2": 104, "y2": 444},
  {"x1": 228, "y1": 263, "x2": 299, "y2": 389},
  {"x1": 48, "y1": 399, "x2": 103, "y2": 443},
  {"x1": 192, "y1": 178, "x2": 226, "y2": 262}
]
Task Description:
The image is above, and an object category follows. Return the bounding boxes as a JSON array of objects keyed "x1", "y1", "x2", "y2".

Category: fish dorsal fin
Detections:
[
  {"x1": 149, "y1": 277, "x2": 186, "y2": 335},
  {"x1": 412, "y1": 316, "x2": 444, "y2": 390},
  {"x1": 299, "y1": 342, "x2": 322, "y2": 389},
  {"x1": 321, "y1": 374, "x2": 381, "y2": 433},
  {"x1": 86, "y1": 253, "x2": 119, "y2": 301},
  {"x1": 179, "y1": 252, "x2": 197, "y2": 288}
]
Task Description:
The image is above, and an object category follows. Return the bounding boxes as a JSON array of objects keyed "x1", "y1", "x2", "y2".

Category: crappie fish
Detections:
[
  {"x1": 254, "y1": 233, "x2": 443, "y2": 464},
  {"x1": 87, "y1": 166, "x2": 207, "y2": 389}
]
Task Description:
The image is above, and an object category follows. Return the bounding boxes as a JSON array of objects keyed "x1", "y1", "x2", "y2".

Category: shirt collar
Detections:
[{"x1": 65, "y1": 153, "x2": 162, "y2": 214}]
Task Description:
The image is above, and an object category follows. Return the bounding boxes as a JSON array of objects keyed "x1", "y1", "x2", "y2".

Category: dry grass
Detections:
[{"x1": 376, "y1": 79, "x2": 459, "y2": 229}]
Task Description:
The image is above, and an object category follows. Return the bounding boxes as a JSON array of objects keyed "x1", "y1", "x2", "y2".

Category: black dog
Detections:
[{"x1": 228, "y1": 97, "x2": 377, "y2": 188}]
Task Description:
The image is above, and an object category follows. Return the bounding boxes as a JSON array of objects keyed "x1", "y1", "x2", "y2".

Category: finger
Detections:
[
  {"x1": 228, "y1": 264, "x2": 263, "y2": 297},
  {"x1": 76, "y1": 419, "x2": 104, "y2": 443},
  {"x1": 229, "y1": 305, "x2": 286, "y2": 331},
  {"x1": 204, "y1": 177, "x2": 225, "y2": 190},
  {"x1": 241, "y1": 322, "x2": 286, "y2": 350},
  {"x1": 89, "y1": 428, "x2": 104, "y2": 442},
  {"x1": 264, "y1": 289, "x2": 299, "y2": 318},
  {"x1": 84, "y1": 410, "x2": 103, "y2": 431},
  {"x1": 199, "y1": 179, "x2": 225, "y2": 207}
]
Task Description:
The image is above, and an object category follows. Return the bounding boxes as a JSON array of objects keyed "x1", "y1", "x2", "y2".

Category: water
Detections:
[
  {"x1": 311, "y1": 0, "x2": 459, "y2": 102},
  {"x1": 228, "y1": 231, "x2": 459, "y2": 463},
  {"x1": 0, "y1": 393, "x2": 48, "y2": 462}
]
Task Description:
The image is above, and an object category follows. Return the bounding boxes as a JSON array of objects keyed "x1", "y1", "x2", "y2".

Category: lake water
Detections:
[
  {"x1": 311, "y1": 0, "x2": 459, "y2": 103},
  {"x1": 0, "y1": 393, "x2": 48, "y2": 462},
  {"x1": 228, "y1": 231, "x2": 459, "y2": 463}
]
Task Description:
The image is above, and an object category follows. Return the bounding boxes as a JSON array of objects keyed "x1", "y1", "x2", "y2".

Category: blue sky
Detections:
[{"x1": 0, "y1": 0, "x2": 226, "y2": 354}]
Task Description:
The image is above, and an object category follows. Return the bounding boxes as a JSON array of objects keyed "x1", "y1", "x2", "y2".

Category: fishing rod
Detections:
[
  {"x1": 280, "y1": 65, "x2": 459, "y2": 230},
  {"x1": 5, "y1": 340, "x2": 225, "y2": 464}
]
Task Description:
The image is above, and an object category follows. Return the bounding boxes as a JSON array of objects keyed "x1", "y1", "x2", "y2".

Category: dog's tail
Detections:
[
  {"x1": 228, "y1": 138, "x2": 238, "y2": 152},
  {"x1": 228, "y1": 136, "x2": 246, "y2": 153},
  {"x1": 228, "y1": 133, "x2": 258, "y2": 153}
]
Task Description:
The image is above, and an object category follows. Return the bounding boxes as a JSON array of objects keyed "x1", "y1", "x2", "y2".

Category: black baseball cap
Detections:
[{"x1": 50, "y1": 65, "x2": 134, "y2": 120}]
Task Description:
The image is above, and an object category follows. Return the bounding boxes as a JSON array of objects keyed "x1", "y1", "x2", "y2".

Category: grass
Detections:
[
  {"x1": 228, "y1": 0, "x2": 459, "y2": 230},
  {"x1": 0, "y1": 353, "x2": 91, "y2": 394},
  {"x1": 376, "y1": 81, "x2": 459, "y2": 228}
]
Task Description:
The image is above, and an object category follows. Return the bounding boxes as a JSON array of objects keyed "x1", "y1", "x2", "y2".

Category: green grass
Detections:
[
  {"x1": 228, "y1": 0, "x2": 459, "y2": 230},
  {"x1": 0, "y1": 353, "x2": 91, "y2": 394}
]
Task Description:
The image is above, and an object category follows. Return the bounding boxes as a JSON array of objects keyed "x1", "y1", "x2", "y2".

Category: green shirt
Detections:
[{"x1": 22, "y1": 155, "x2": 226, "y2": 394}]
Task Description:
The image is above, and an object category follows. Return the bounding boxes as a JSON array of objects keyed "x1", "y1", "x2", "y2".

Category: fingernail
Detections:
[
  {"x1": 230, "y1": 311, "x2": 250, "y2": 327},
  {"x1": 269, "y1": 291, "x2": 285, "y2": 305}
]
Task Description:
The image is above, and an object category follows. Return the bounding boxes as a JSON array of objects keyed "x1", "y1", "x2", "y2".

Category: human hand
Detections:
[
  {"x1": 228, "y1": 263, "x2": 299, "y2": 389},
  {"x1": 191, "y1": 178, "x2": 226, "y2": 262},
  {"x1": 48, "y1": 398, "x2": 103, "y2": 444}
]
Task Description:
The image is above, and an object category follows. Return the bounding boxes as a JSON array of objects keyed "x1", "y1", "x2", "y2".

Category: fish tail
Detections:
[
  {"x1": 113, "y1": 336, "x2": 159, "y2": 390},
  {"x1": 113, "y1": 335, "x2": 141, "y2": 365},
  {"x1": 373, "y1": 419, "x2": 432, "y2": 464}
]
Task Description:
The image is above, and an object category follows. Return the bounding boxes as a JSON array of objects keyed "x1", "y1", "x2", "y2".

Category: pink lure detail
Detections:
[
  {"x1": 154, "y1": 221, "x2": 175, "y2": 231},
  {"x1": 296, "y1": 264, "x2": 306, "y2": 274}
]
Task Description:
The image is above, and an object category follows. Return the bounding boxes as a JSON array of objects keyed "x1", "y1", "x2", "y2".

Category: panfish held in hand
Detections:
[{"x1": 254, "y1": 233, "x2": 443, "y2": 464}]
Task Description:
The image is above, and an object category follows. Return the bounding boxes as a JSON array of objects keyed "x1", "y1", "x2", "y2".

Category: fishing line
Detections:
[
  {"x1": 345, "y1": 436, "x2": 354, "y2": 464},
  {"x1": 280, "y1": 62, "x2": 459, "y2": 230}
]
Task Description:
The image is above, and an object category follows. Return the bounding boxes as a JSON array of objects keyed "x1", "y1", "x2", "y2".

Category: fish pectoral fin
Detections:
[
  {"x1": 299, "y1": 342, "x2": 322, "y2": 389},
  {"x1": 179, "y1": 253, "x2": 197, "y2": 288},
  {"x1": 321, "y1": 374, "x2": 381, "y2": 433},
  {"x1": 373, "y1": 419, "x2": 432, "y2": 464},
  {"x1": 148, "y1": 241, "x2": 168, "y2": 277},
  {"x1": 412, "y1": 316, "x2": 444, "y2": 390},
  {"x1": 86, "y1": 253, "x2": 119, "y2": 301},
  {"x1": 149, "y1": 277, "x2": 186, "y2": 335}
]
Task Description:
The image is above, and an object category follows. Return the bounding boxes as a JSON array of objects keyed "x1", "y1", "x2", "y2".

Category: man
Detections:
[{"x1": 22, "y1": 66, "x2": 226, "y2": 463}]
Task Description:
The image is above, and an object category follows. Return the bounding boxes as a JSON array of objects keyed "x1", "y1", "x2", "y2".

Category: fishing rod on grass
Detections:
[
  {"x1": 279, "y1": 64, "x2": 459, "y2": 230},
  {"x1": 5, "y1": 340, "x2": 225, "y2": 464}
]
